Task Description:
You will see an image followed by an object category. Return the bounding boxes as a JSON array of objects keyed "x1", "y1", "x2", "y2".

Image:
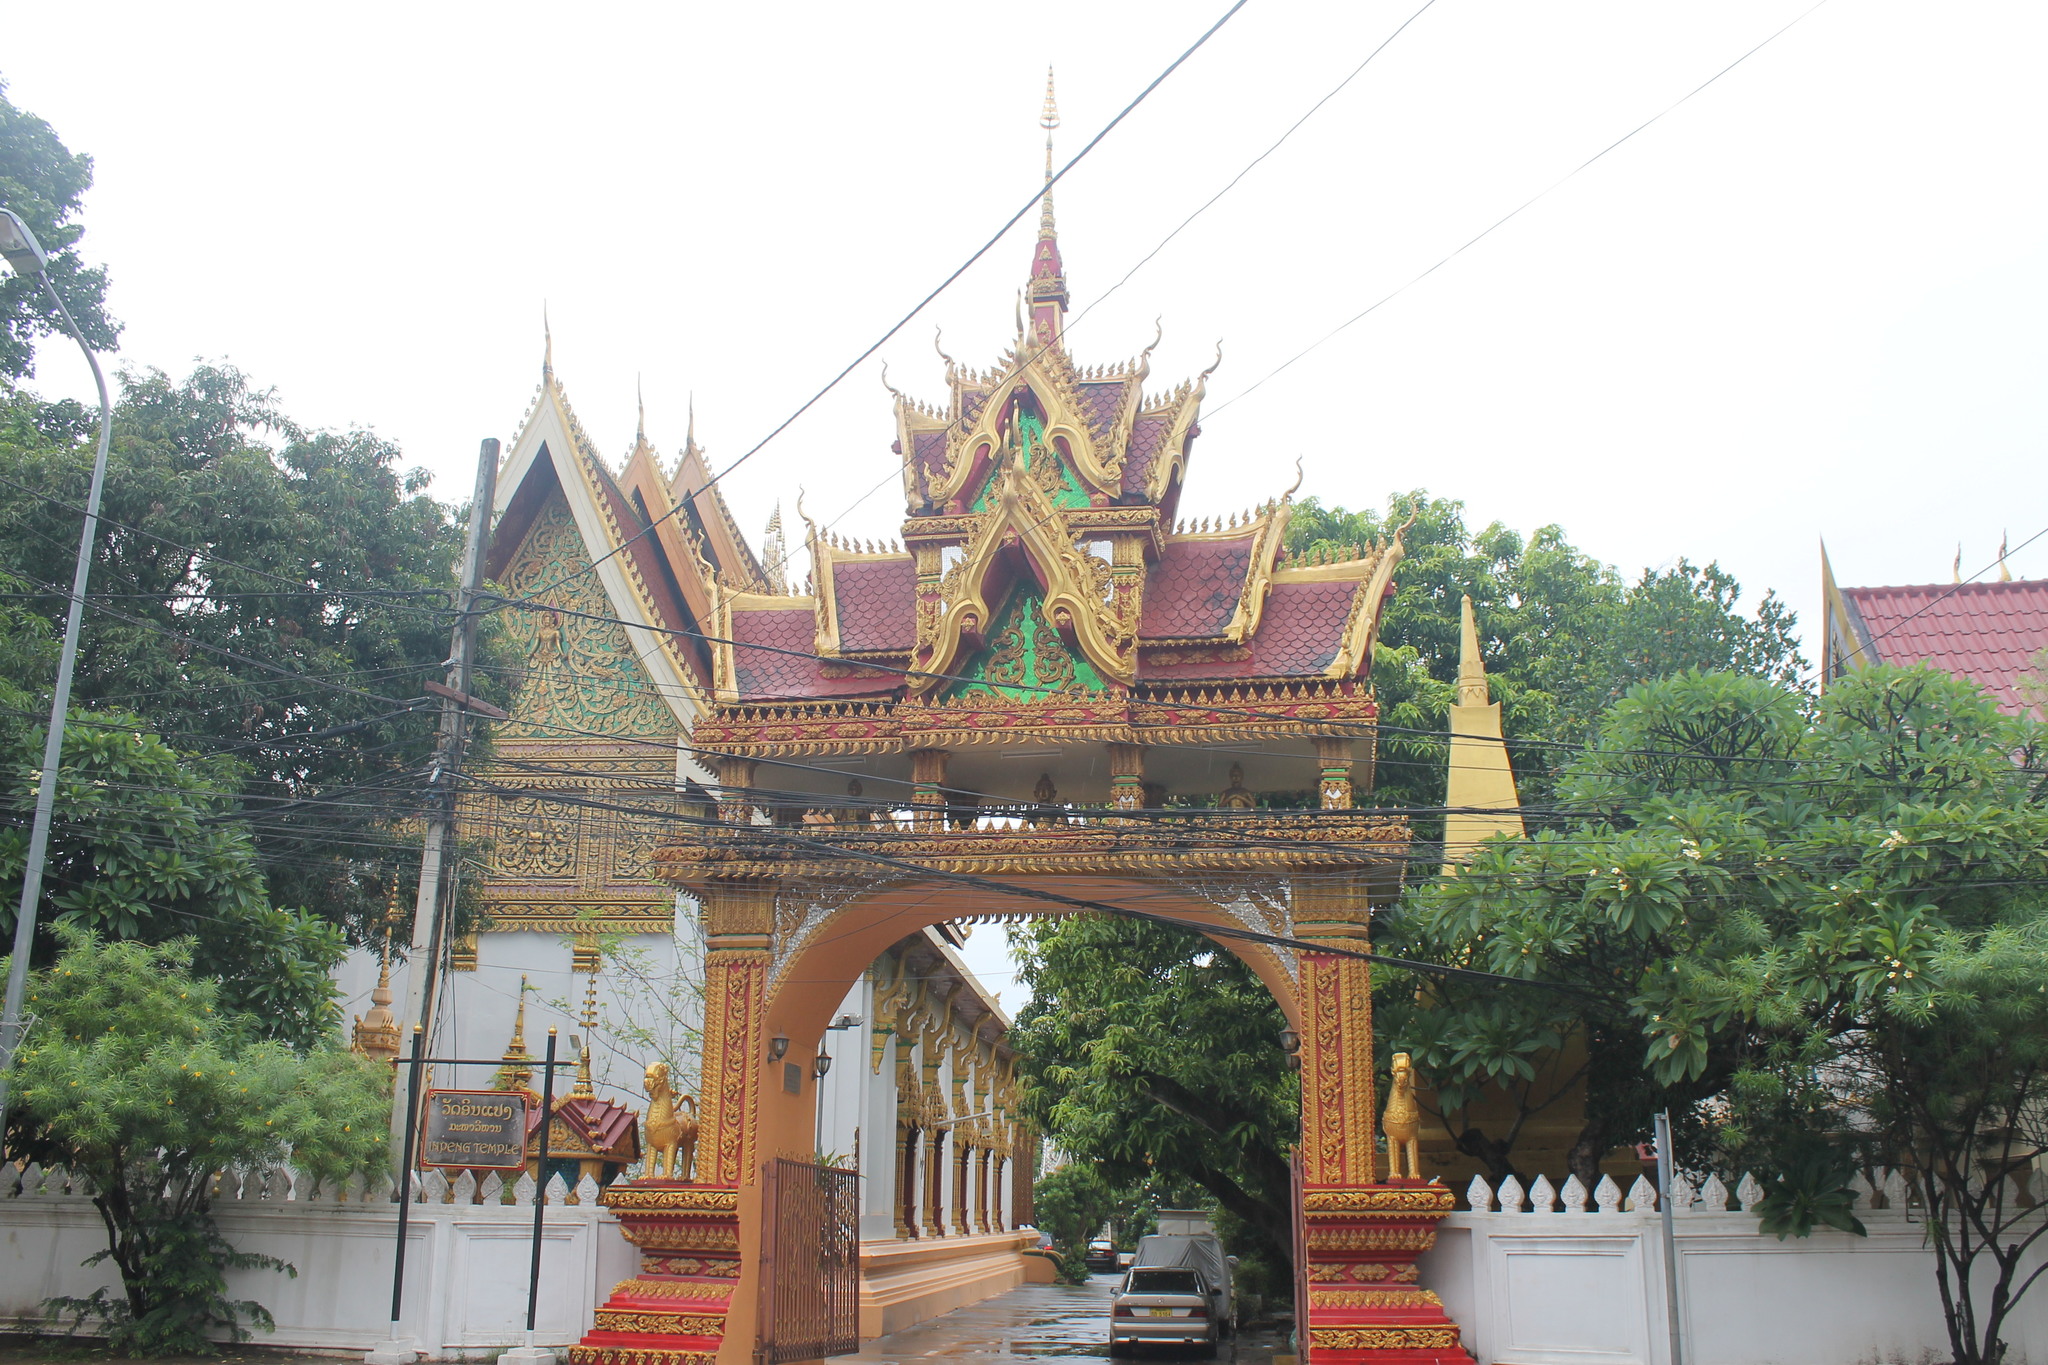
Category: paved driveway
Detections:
[{"x1": 840, "y1": 1274, "x2": 1292, "y2": 1364}]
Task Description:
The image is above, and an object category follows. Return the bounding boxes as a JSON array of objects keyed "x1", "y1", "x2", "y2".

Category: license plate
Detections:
[{"x1": 1149, "y1": 1308, "x2": 1174, "y2": 1318}]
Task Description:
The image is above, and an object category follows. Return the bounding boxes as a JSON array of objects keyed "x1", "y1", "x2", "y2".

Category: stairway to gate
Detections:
[{"x1": 759, "y1": 1157, "x2": 862, "y2": 1361}]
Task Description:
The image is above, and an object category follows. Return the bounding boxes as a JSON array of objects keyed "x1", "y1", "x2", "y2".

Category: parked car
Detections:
[
  {"x1": 1131, "y1": 1228, "x2": 1235, "y2": 1334},
  {"x1": 1085, "y1": 1237, "x2": 1119, "y2": 1272},
  {"x1": 1109, "y1": 1265, "x2": 1219, "y2": 1357}
]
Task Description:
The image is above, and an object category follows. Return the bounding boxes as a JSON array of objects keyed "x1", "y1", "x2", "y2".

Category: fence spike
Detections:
[
  {"x1": 1465, "y1": 1174, "x2": 1494, "y2": 1212},
  {"x1": 1699, "y1": 1173, "x2": 1730, "y2": 1211},
  {"x1": 1593, "y1": 1174, "x2": 1623, "y2": 1213},
  {"x1": 1625, "y1": 1175, "x2": 1658, "y2": 1211},
  {"x1": 1559, "y1": 1174, "x2": 1589, "y2": 1213},
  {"x1": 1881, "y1": 1168, "x2": 1910, "y2": 1210},
  {"x1": 1497, "y1": 1174, "x2": 1527, "y2": 1212},
  {"x1": 513, "y1": 1171, "x2": 538, "y2": 1206},
  {"x1": 451, "y1": 1170, "x2": 477, "y2": 1204},
  {"x1": 1528, "y1": 1174, "x2": 1558, "y2": 1213},
  {"x1": 1668, "y1": 1172, "x2": 1696, "y2": 1213},
  {"x1": 1735, "y1": 1172, "x2": 1764, "y2": 1210}
]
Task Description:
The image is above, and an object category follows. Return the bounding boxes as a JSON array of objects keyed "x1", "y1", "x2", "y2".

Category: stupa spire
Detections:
[
  {"x1": 495, "y1": 975, "x2": 535, "y2": 1093},
  {"x1": 571, "y1": 972, "x2": 599, "y2": 1098},
  {"x1": 1027, "y1": 66, "x2": 1069, "y2": 347}
]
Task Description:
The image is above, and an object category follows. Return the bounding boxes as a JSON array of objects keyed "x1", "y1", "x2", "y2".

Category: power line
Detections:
[
  {"x1": 1204, "y1": 0, "x2": 1833, "y2": 419},
  {"x1": 491, "y1": 0, "x2": 1254, "y2": 614}
]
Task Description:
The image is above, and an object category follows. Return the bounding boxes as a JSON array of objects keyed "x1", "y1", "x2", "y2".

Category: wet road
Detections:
[{"x1": 842, "y1": 1274, "x2": 1292, "y2": 1365}]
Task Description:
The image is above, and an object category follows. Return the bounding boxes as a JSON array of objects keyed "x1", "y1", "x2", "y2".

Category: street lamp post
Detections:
[{"x1": 0, "y1": 207, "x2": 118, "y2": 1146}]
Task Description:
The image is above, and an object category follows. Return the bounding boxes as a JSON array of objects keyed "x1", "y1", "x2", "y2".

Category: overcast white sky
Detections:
[{"x1": 10, "y1": 1, "x2": 2046, "y2": 1009}]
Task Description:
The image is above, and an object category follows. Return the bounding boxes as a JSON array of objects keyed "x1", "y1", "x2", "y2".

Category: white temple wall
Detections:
[
  {"x1": 1421, "y1": 1173, "x2": 2048, "y2": 1365},
  {"x1": 2, "y1": 1168, "x2": 632, "y2": 1361}
]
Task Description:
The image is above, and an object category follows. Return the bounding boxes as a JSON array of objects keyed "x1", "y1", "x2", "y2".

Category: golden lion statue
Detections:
[{"x1": 644, "y1": 1062, "x2": 698, "y2": 1182}]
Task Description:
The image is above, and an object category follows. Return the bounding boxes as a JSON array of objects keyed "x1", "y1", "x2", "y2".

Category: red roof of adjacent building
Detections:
[
  {"x1": 833, "y1": 558, "x2": 918, "y2": 654},
  {"x1": 1839, "y1": 579, "x2": 2048, "y2": 715}
]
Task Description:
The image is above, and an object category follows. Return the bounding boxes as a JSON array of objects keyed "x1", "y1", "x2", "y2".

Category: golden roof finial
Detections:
[
  {"x1": 1954, "y1": 543, "x2": 1963, "y2": 584},
  {"x1": 1457, "y1": 595, "x2": 1491, "y2": 708},
  {"x1": 570, "y1": 971, "x2": 599, "y2": 1098},
  {"x1": 684, "y1": 391, "x2": 698, "y2": 456},
  {"x1": 1039, "y1": 66, "x2": 1060, "y2": 239},
  {"x1": 636, "y1": 374, "x2": 646, "y2": 446},
  {"x1": 1999, "y1": 531, "x2": 2013, "y2": 582},
  {"x1": 495, "y1": 975, "x2": 535, "y2": 1093},
  {"x1": 542, "y1": 304, "x2": 554, "y2": 382}
]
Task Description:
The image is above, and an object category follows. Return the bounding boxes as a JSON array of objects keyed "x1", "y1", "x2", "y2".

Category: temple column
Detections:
[
  {"x1": 991, "y1": 1151, "x2": 1008, "y2": 1231},
  {"x1": 1107, "y1": 742, "x2": 1146, "y2": 810},
  {"x1": 717, "y1": 756, "x2": 759, "y2": 823},
  {"x1": 1293, "y1": 872, "x2": 1472, "y2": 1365},
  {"x1": 974, "y1": 1144, "x2": 991, "y2": 1234},
  {"x1": 910, "y1": 748, "x2": 948, "y2": 830},
  {"x1": 1314, "y1": 736, "x2": 1355, "y2": 811},
  {"x1": 571, "y1": 880, "x2": 770, "y2": 1365},
  {"x1": 951, "y1": 1138, "x2": 971, "y2": 1235},
  {"x1": 896, "y1": 1119, "x2": 918, "y2": 1239},
  {"x1": 923, "y1": 1126, "x2": 948, "y2": 1238}
]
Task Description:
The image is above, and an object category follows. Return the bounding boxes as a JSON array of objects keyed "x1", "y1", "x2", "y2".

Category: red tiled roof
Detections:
[
  {"x1": 529, "y1": 1095, "x2": 637, "y2": 1154},
  {"x1": 1122, "y1": 417, "x2": 1169, "y2": 498},
  {"x1": 1140, "y1": 580, "x2": 1361, "y2": 682},
  {"x1": 960, "y1": 390, "x2": 988, "y2": 425},
  {"x1": 1841, "y1": 579, "x2": 2048, "y2": 715},
  {"x1": 1076, "y1": 380, "x2": 1126, "y2": 446},
  {"x1": 731, "y1": 607, "x2": 897, "y2": 702},
  {"x1": 1140, "y1": 535, "x2": 1256, "y2": 639},
  {"x1": 834, "y1": 557, "x2": 916, "y2": 653}
]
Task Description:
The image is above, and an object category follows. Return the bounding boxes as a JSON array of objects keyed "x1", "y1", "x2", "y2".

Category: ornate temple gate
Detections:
[
  {"x1": 557, "y1": 107, "x2": 1474, "y2": 1362},
  {"x1": 757, "y1": 1158, "x2": 860, "y2": 1362},
  {"x1": 569, "y1": 820, "x2": 1473, "y2": 1365}
]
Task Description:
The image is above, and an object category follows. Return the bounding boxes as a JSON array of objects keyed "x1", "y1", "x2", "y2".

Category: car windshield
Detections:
[{"x1": 1127, "y1": 1270, "x2": 1201, "y2": 1295}]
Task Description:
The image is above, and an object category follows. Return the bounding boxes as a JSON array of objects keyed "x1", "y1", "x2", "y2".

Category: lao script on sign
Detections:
[{"x1": 420, "y1": 1089, "x2": 529, "y2": 1171}]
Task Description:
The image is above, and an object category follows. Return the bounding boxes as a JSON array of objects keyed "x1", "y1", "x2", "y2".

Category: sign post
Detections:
[{"x1": 373, "y1": 1029, "x2": 572, "y2": 1365}]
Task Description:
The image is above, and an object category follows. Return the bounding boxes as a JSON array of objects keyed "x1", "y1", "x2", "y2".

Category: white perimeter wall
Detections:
[
  {"x1": 2, "y1": 1166, "x2": 635, "y2": 1360},
  {"x1": 1422, "y1": 1173, "x2": 2048, "y2": 1365}
]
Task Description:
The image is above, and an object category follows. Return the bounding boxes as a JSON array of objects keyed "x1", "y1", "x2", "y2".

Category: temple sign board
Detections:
[{"x1": 420, "y1": 1089, "x2": 530, "y2": 1171}]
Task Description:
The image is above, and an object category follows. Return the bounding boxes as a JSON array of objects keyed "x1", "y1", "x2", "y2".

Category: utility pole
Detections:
[{"x1": 387, "y1": 438, "x2": 501, "y2": 1176}]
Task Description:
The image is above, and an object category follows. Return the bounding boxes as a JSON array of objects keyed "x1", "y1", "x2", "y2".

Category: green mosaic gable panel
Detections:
[
  {"x1": 946, "y1": 580, "x2": 1107, "y2": 701},
  {"x1": 499, "y1": 490, "x2": 677, "y2": 740}
]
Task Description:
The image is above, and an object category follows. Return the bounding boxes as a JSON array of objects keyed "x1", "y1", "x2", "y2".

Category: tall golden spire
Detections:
[
  {"x1": 495, "y1": 976, "x2": 535, "y2": 1093},
  {"x1": 571, "y1": 973, "x2": 598, "y2": 1098},
  {"x1": 351, "y1": 871, "x2": 404, "y2": 1063},
  {"x1": 1456, "y1": 594, "x2": 1491, "y2": 708},
  {"x1": 1039, "y1": 65, "x2": 1060, "y2": 238},
  {"x1": 542, "y1": 305, "x2": 554, "y2": 382},
  {"x1": 1027, "y1": 67, "x2": 1070, "y2": 344},
  {"x1": 636, "y1": 374, "x2": 646, "y2": 446},
  {"x1": 1442, "y1": 594, "x2": 1524, "y2": 866}
]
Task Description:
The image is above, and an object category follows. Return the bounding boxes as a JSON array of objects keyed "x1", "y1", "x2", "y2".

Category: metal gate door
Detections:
[{"x1": 758, "y1": 1158, "x2": 861, "y2": 1362}]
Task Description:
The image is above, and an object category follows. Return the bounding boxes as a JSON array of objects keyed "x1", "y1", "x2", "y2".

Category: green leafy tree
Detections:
[
  {"x1": 0, "y1": 716, "x2": 348, "y2": 1046},
  {"x1": 1031, "y1": 1162, "x2": 1183, "y2": 1284},
  {"x1": 0, "y1": 366, "x2": 498, "y2": 937},
  {"x1": 6, "y1": 928, "x2": 387, "y2": 1355},
  {"x1": 1286, "y1": 491, "x2": 1804, "y2": 818},
  {"x1": 1393, "y1": 665, "x2": 2048, "y2": 1365},
  {"x1": 0, "y1": 79, "x2": 120, "y2": 380},
  {"x1": 1010, "y1": 915, "x2": 1297, "y2": 1275}
]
